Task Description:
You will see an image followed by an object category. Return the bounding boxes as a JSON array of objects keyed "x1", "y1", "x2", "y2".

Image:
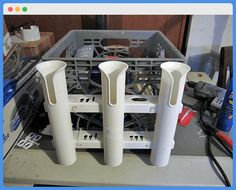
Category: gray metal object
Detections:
[{"x1": 74, "y1": 45, "x2": 95, "y2": 58}]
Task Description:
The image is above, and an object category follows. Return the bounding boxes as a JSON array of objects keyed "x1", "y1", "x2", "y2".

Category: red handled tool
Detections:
[
  {"x1": 215, "y1": 130, "x2": 233, "y2": 150},
  {"x1": 205, "y1": 124, "x2": 233, "y2": 151}
]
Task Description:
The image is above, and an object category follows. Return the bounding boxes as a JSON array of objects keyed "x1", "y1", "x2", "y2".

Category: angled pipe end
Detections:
[
  {"x1": 160, "y1": 62, "x2": 190, "y2": 107},
  {"x1": 99, "y1": 61, "x2": 128, "y2": 106},
  {"x1": 36, "y1": 60, "x2": 67, "y2": 77},
  {"x1": 36, "y1": 60, "x2": 67, "y2": 105},
  {"x1": 160, "y1": 62, "x2": 190, "y2": 77}
]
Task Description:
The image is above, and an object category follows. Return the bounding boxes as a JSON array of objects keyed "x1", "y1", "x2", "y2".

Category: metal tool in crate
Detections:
[{"x1": 36, "y1": 59, "x2": 190, "y2": 167}]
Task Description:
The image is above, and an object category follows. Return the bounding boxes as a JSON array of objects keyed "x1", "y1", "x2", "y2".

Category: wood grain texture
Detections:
[
  {"x1": 4, "y1": 15, "x2": 82, "y2": 42},
  {"x1": 5, "y1": 15, "x2": 187, "y2": 50},
  {"x1": 107, "y1": 15, "x2": 187, "y2": 50}
]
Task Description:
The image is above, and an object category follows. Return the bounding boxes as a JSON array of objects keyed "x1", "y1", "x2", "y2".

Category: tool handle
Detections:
[{"x1": 216, "y1": 131, "x2": 233, "y2": 150}]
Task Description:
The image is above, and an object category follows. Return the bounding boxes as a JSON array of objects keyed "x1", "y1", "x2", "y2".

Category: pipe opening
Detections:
[
  {"x1": 36, "y1": 60, "x2": 67, "y2": 105},
  {"x1": 169, "y1": 71, "x2": 182, "y2": 106},
  {"x1": 160, "y1": 62, "x2": 190, "y2": 106},
  {"x1": 45, "y1": 73, "x2": 57, "y2": 104},
  {"x1": 99, "y1": 61, "x2": 128, "y2": 106}
]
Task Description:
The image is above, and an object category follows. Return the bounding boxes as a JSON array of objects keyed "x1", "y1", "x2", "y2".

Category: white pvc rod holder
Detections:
[
  {"x1": 150, "y1": 62, "x2": 190, "y2": 167},
  {"x1": 36, "y1": 60, "x2": 77, "y2": 166},
  {"x1": 99, "y1": 61, "x2": 128, "y2": 167}
]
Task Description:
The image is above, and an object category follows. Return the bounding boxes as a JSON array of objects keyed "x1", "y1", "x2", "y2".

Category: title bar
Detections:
[{"x1": 4, "y1": 3, "x2": 233, "y2": 15}]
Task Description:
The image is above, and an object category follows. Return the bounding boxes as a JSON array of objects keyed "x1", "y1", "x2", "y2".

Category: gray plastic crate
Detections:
[{"x1": 43, "y1": 30, "x2": 185, "y2": 94}]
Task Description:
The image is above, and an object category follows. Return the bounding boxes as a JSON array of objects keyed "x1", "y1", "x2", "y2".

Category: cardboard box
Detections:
[{"x1": 20, "y1": 32, "x2": 55, "y2": 57}]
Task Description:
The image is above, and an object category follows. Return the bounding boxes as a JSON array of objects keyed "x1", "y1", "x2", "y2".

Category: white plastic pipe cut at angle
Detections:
[
  {"x1": 99, "y1": 61, "x2": 128, "y2": 167},
  {"x1": 36, "y1": 60, "x2": 77, "y2": 166},
  {"x1": 150, "y1": 62, "x2": 190, "y2": 167}
]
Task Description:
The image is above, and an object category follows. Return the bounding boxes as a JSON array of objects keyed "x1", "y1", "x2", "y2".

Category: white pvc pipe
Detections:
[
  {"x1": 99, "y1": 61, "x2": 128, "y2": 167},
  {"x1": 36, "y1": 60, "x2": 76, "y2": 166},
  {"x1": 150, "y1": 62, "x2": 190, "y2": 167}
]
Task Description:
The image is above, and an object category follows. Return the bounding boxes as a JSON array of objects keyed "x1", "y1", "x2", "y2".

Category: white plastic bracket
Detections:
[
  {"x1": 68, "y1": 94, "x2": 158, "y2": 113},
  {"x1": 42, "y1": 126, "x2": 152, "y2": 149}
]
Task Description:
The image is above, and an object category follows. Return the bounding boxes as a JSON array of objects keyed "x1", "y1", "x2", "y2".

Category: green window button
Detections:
[{"x1": 22, "y1": 7, "x2": 27, "y2": 12}]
